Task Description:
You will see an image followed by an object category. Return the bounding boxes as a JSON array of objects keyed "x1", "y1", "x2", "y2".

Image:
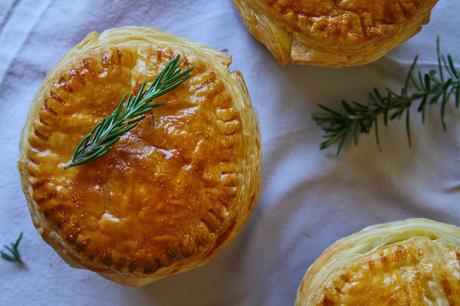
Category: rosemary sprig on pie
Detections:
[
  {"x1": 313, "y1": 39, "x2": 459, "y2": 155},
  {"x1": 63, "y1": 55, "x2": 193, "y2": 168},
  {"x1": 1, "y1": 232, "x2": 23, "y2": 264}
]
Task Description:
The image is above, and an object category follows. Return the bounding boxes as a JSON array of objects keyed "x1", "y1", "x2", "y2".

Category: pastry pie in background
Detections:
[
  {"x1": 232, "y1": 0, "x2": 438, "y2": 67},
  {"x1": 18, "y1": 26, "x2": 261, "y2": 287},
  {"x1": 295, "y1": 218, "x2": 460, "y2": 305}
]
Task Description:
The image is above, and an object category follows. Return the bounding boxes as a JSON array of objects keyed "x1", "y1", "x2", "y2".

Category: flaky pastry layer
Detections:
[
  {"x1": 296, "y1": 218, "x2": 460, "y2": 305},
  {"x1": 18, "y1": 26, "x2": 261, "y2": 287},
  {"x1": 232, "y1": 0, "x2": 438, "y2": 66}
]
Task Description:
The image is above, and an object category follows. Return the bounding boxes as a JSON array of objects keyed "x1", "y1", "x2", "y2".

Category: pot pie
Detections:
[
  {"x1": 232, "y1": 0, "x2": 438, "y2": 66},
  {"x1": 18, "y1": 26, "x2": 261, "y2": 287},
  {"x1": 295, "y1": 218, "x2": 460, "y2": 305}
]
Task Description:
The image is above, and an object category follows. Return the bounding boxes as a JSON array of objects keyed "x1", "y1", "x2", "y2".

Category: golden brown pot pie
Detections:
[
  {"x1": 295, "y1": 218, "x2": 460, "y2": 305},
  {"x1": 18, "y1": 26, "x2": 261, "y2": 287},
  {"x1": 232, "y1": 0, "x2": 438, "y2": 66}
]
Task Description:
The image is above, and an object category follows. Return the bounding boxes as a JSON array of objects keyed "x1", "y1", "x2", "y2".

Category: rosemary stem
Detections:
[
  {"x1": 313, "y1": 39, "x2": 459, "y2": 155},
  {"x1": 64, "y1": 55, "x2": 193, "y2": 168}
]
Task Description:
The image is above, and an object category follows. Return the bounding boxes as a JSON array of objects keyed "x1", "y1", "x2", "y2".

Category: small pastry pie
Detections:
[
  {"x1": 18, "y1": 26, "x2": 261, "y2": 287},
  {"x1": 232, "y1": 0, "x2": 438, "y2": 66},
  {"x1": 295, "y1": 218, "x2": 460, "y2": 305}
]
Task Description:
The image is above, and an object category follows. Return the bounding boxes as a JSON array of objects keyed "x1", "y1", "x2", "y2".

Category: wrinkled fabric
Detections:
[{"x1": 0, "y1": 1, "x2": 459, "y2": 305}]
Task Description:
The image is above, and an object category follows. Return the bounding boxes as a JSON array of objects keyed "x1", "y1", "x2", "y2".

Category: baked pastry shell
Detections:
[
  {"x1": 18, "y1": 26, "x2": 261, "y2": 287},
  {"x1": 232, "y1": 0, "x2": 438, "y2": 67},
  {"x1": 295, "y1": 218, "x2": 460, "y2": 305}
]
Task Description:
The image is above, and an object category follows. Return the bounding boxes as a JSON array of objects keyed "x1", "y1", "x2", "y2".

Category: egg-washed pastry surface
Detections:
[
  {"x1": 18, "y1": 26, "x2": 261, "y2": 287},
  {"x1": 296, "y1": 219, "x2": 460, "y2": 305},
  {"x1": 232, "y1": 0, "x2": 438, "y2": 66}
]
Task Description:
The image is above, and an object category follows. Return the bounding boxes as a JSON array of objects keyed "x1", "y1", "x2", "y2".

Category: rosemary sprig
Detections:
[
  {"x1": 63, "y1": 55, "x2": 193, "y2": 168},
  {"x1": 313, "y1": 38, "x2": 460, "y2": 155},
  {"x1": 1, "y1": 233, "x2": 23, "y2": 263}
]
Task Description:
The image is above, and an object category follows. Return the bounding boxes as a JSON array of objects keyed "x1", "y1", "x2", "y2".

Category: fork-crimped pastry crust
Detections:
[
  {"x1": 232, "y1": 0, "x2": 438, "y2": 66},
  {"x1": 295, "y1": 218, "x2": 460, "y2": 305},
  {"x1": 18, "y1": 26, "x2": 261, "y2": 287}
]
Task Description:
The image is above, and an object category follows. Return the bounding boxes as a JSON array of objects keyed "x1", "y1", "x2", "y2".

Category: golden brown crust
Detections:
[
  {"x1": 295, "y1": 219, "x2": 460, "y2": 305},
  {"x1": 18, "y1": 26, "x2": 261, "y2": 287},
  {"x1": 232, "y1": 0, "x2": 438, "y2": 66}
]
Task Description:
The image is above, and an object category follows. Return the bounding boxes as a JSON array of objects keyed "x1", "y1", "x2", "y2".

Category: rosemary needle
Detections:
[
  {"x1": 1, "y1": 232, "x2": 23, "y2": 264},
  {"x1": 313, "y1": 38, "x2": 460, "y2": 155},
  {"x1": 63, "y1": 55, "x2": 193, "y2": 168}
]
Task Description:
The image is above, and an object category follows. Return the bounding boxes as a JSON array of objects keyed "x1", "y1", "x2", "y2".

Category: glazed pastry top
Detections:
[{"x1": 263, "y1": 0, "x2": 431, "y2": 43}]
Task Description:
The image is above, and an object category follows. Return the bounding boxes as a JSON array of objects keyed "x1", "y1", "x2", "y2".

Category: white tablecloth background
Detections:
[{"x1": 1, "y1": 1, "x2": 459, "y2": 305}]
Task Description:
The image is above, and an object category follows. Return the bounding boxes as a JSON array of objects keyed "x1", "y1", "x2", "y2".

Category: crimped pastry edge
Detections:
[{"x1": 18, "y1": 26, "x2": 261, "y2": 287}]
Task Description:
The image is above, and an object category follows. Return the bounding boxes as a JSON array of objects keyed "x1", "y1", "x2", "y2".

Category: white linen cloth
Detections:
[{"x1": 1, "y1": 1, "x2": 459, "y2": 305}]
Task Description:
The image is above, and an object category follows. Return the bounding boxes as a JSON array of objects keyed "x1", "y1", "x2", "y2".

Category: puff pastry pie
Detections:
[
  {"x1": 296, "y1": 219, "x2": 460, "y2": 305},
  {"x1": 232, "y1": 0, "x2": 438, "y2": 66},
  {"x1": 18, "y1": 26, "x2": 261, "y2": 287}
]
